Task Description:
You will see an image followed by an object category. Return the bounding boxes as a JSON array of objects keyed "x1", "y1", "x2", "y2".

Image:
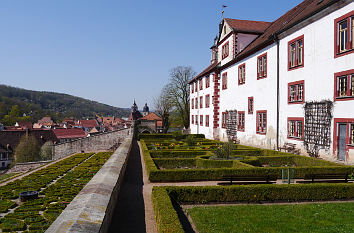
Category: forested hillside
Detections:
[{"x1": 0, "y1": 84, "x2": 130, "y2": 125}]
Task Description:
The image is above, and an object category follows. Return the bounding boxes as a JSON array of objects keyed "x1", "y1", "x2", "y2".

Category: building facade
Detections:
[{"x1": 190, "y1": 0, "x2": 354, "y2": 162}]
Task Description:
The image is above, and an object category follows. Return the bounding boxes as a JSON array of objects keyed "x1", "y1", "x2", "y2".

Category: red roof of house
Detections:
[
  {"x1": 79, "y1": 120, "x2": 98, "y2": 128},
  {"x1": 52, "y1": 128, "x2": 86, "y2": 139},
  {"x1": 224, "y1": 18, "x2": 271, "y2": 34},
  {"x1": 189, "y1": 61, "x2": 218, "y2": 83},
  {"x1": 140, "y1": 112, "x2": 162, "y2": 121},
  {"x1": 38, "y1": 117, "x2": 54, "y2": 125},
  {"x1": 16, "y1": 121, "x2": 33, "y2": 129}
]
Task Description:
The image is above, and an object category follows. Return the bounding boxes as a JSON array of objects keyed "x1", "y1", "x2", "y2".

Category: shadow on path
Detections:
[{"x1": 108, "y1": 140, "x2": 146, "y2": 233}]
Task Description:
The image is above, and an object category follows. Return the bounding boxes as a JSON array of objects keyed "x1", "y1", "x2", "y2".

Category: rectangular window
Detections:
[
  {"x1": 206, "y1": 115, "x2": 209, "y2": 127},
  {"x1": 206, "y1": 76, "x2": 210, "y2": 88},
  {"x1": 334, "y1": 11, "x2": 354, "y2": 57},
  {"x1": 248, "y1": 97, "x2": 254, "y2": 114},
  {"x1": 288, "y1": 35, "x2": 304, "y2": 70},
  {"x1": 195, "y1": 81, "x2": 197, "y2": 92},
  {"x1": 334, "y1": 69, "x2": 354, "y2": 101},
  {"x1": 200, "y1": 96, "x2": 203, "y2": 109},
  {"x1": 191, "y1": 84, "x2": 194, "y2": 94},
  {"x1": 195, "y1": 115, "x2": 198, "y2": 125},
  {"x1": 200, "y1": 115, "x2": 203, "y2": 126},
  {"x1": 191, "y1": 98, "x2": 194, "y2": 109},
  {"x1": 238, "y1": 111, "x2": 245, "y2": 131},
  {"x1": 257, "y1": 53, "x2": 267, "y2": 79},
  {"x1": 222, "y1": 41, "x2": 229, "y2": 59},
  {"x1": 351, "y1": 123, "x2": 354, "y2": 145},
  {"x1": 195, "y1": 97, "x2": 198, "y2": 109},
  {"x1": 222, "y1": 112, "x2": 227, "y2": 128},
  {"x1": 191, "y1": 115, "x2": 194, "y2": 124},
  {"x1": 288, "y1": 80, "x2": 305, "y2": 104},
  {"x1": 199, "y1": 79, "x2": 203, "y2": 90},
  {"x1": 238, "y1": 63, "x2": 246, "y2": 85},
  {"x1": 256, "y1": 110, "x2": 267, "y2": 134},
  {"x1": 287, "y1": 117, "x2": 304, "y2": 140},
  {"x1": 205, "y1": 94, "x2": 210, "y2": 108},
  {"x1": 222, "y1": 72, "x2": 227, "y2": 90}
]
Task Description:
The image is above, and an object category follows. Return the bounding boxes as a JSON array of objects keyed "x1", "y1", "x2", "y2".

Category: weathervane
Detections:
[{"x1": 222, "y1": 5, "x2": 227, "y2": 18}]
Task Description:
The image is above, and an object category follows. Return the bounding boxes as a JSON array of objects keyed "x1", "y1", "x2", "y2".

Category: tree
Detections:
[
  {"x1": 165, "y1": 66, "x2": 195, "y2": 129},
  {"x1": 40, "y1": 141, "x2": 53, "y2": 161},
  {"x1": 154, "y1": 85, "x2": 172, "y2": 133},
  {"x1": 14, "y1": 135, "x2": 41, "y2": 163}
]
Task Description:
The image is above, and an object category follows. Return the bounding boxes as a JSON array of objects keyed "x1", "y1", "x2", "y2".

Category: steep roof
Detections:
[
  {"x1": 140, "y1": 112, "x2": 162, "y2": 121},
  {"x1": 52, "y1": 128, "x2": 86, "y2": 139},
  {"x1": 189, "y1": 61, "x2": 218, "y2": 84},
  {"x1": 234, "y1": 0, "x2": 339, "y2": 63},
  {"x1": 224, "y1": 18, "x2": 271, "y2": 34},
  {"x1": 0, "y1": 129, "x2": 59, "y2": 150},
  {"x1": 79, "y1": 120, "x2": 98, "y2": 128}
]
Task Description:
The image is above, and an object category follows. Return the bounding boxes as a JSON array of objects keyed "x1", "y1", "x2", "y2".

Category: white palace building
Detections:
[{"x1": 189, "y1": 0, "x2": 354, "y2": 162}]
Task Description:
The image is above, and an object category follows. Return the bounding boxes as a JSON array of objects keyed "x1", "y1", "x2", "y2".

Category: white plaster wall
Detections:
[
  {"x1": 218, "y1": 35, "x2": 235, "y2": 66},
  {"x1": 190, "y1": 73, "x2": 215, "y2": 139},
  {"x1": 279, "y1": 2, "x2": 354, "y2": 161},
  {"x1": 218, "y1": 44, "x2": 278, "y2": 149}
]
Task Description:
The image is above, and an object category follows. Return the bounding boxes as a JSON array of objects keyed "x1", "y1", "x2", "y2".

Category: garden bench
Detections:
[
  {"x1": 303, "y1": 173, "x2": 350, "y2": 183},
  {"x1": 220, "y1": 175, "x2": 277, "y2": 185}
]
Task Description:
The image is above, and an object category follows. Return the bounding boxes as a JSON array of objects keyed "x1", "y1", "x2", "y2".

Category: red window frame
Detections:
[
  {"x1": 222, "y1": 112, "x2": 227, "y2": 128},
  {"x1": 288, "y1": 80, "x2": 305, "y2": 104},
  {"x1": 191, "y1": 98, "x2": 194, "y2": 109},
  {"x1": 205, "y1": 115, "x2": 209, "y2": 127},
  {"x1": 238, "y1": 63, "x2": 246, "y2": 85},
  {"x1": 222, "y1": 72, "x2": 227, "y2": 90},
  {"x1": 200, "y1": 115, "x2": 203, "y2": 126},
  {"x1": 195, "y1": 97, "x2": 198, "y2": 109},
  {"x1": 334, "y1": 11, "x2": 354, "y2": 58},
  {"x1": 288, "y1": 35, "x2": 304, "y2": 70},
  {"x1": 195, "y1": 115, "x2": 198, "y2": 125},
  {"x1": 191, "y1": 115, "x2": 194, "y2": 124},
  {"x1": 205, "y1": 94, "x2": 210, "y2": 108},
  {"x1": 248, "y1": 97, "x2": 254, "y2": 114},
  {"x1": 237, "y1": 111, "x2": 245, "y2": 132},
  {"x1": 206, "y1": 75, "x2": 210, "y2": 88},
  {"x1": 200, "y1": 96, "x2": 203, "y2": 109},
  {"x1": 191, "y1": 84, "x2": 194, "y2": 94},
  {"x1": 333, "y1": 118, "x2": 354, "y2": 160},
  {"x1": 256, "y1": 110, "x2": 267, "y2": 134},
  {"x1": 334, "y1": 69, "x2": 354, "y2": 101},
  {"x1": 222, "y1": 41, "x2": 229, "y2": 59},
  {"x1": 195, "y1": 81, "x2": 197, "y2": 92},
  {"x1": 199, "y1": 79, "x2": 203, "y2": 90},
  {"x1": 287, "y1": 117, "x2": 304, "y2": 140},
  {"x1": 257, "y1": 53, "x2": 267, "y2": 79}
]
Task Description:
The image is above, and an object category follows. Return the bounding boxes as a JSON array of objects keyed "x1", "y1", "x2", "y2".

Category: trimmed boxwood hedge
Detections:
[
  {"x1": 150, "y1": 150, "x2": 207, "y2": 158},
  {"x1": 153, "y1": 158, "x2": 196, "y2": 169},
  {"x1": 138, "y1": 133, "x2": 205, "y2": 140},
  {"x1": 152, "y1": 184, "x2": 354, "y2": 233},
  {"x1": 141, "y1": 140, "x2": 354, "y2": 182}
]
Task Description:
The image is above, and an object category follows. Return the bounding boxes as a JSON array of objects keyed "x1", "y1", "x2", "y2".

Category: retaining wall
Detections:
[
  {"x1": 45, "y1": 134, "x2": 133, "y2": 233},
  {"x1": 53, "y1": 128, "x2": 130, "y2": 159}
]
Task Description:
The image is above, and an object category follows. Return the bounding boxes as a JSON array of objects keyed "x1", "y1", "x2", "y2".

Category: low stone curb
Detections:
[{"x1": 45, "y1": 135, "x2": 133, "y2": 233}]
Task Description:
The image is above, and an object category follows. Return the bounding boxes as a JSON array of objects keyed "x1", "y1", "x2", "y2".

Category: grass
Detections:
[{"x1": 188, "y1": 202, "x2": 354, "y2": 233}]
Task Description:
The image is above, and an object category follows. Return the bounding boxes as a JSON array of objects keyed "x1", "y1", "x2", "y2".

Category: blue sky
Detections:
[{"x1": 0, "y1": 0, "x2": 303, "y2": 109}]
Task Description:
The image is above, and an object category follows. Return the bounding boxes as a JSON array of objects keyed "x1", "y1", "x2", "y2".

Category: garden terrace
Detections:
[
  {"x1": 152, "y1": 185, "x2": 354, "y2": 233},
  {"x1": 139, "y1": 134, "x2": 354, "y2": 182},
  {"x1": 0, "y1": 151, "x2": 113, "y2": 232}
]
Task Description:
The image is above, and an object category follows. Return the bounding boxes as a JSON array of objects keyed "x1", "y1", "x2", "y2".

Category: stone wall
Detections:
[
  {"x1": 53, "y1": 128, "x2": 130, "y2": 160},
  {"x1": 45, "y1": 134, "x2": 133, "y2": 233}
]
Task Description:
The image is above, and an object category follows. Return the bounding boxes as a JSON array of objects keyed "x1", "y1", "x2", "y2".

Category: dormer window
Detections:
[{"x1": 224, "y1": 25, "x2": 226, "y2": 35}]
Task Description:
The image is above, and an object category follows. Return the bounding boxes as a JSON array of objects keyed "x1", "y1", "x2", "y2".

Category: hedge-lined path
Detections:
[{"x1": 108, "y1": 140, "x2": 147, "y2": 233}]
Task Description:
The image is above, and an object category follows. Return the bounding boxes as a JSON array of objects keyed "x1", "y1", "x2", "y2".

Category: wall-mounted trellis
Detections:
[
  {"x1": 226, "y1": 110, "x2": 237, "y2": 140},
  {"x1": 303, "y1": 100, "x2": 333, "y2": 157}
]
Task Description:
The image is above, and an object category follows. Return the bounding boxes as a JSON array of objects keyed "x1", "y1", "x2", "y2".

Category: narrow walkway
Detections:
[{"x1": 108, "y1": 140, "x2": 146, "y2": 233}]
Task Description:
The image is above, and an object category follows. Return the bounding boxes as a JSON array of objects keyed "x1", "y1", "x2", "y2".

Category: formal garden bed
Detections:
[
  {"x1": 152, "y1": 185, "x2": 354, "y2": 233},
  {"x1": 139, "y1": 134, "x2": 354, "y2": 182},
  {"x1": 0, "y1": 151, "x2": 113, "y2": 232}
]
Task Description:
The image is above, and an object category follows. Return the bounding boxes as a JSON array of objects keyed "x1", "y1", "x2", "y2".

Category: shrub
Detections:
[
  {"x1": 153, "y1": 158, "x2": 196, "y2": 169},
  {"x1": 0, "y1": 218, "x2": 26, "y2": 231},
  {"x1": 186, "y1": 135, "x2": 196, "y2": 146},
  {"x1": 40, "y1": 141, "x2": 53, "y2": 161},
  {"x1": 213, "y1": 142, "x2": 236, "y2": 159},
  {"x1": 14, "y1": 135, "x2": 41, "y2": 163}
]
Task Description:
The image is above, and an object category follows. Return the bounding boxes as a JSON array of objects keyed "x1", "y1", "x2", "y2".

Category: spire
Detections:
[{"x1": 131, "y1": 100, "x2": 138, "y2": 113}]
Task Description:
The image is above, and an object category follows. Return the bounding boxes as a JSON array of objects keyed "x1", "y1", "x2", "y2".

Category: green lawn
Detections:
[{"x1": 188, "y1": 202, "x2": 354, "y2": 233}]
